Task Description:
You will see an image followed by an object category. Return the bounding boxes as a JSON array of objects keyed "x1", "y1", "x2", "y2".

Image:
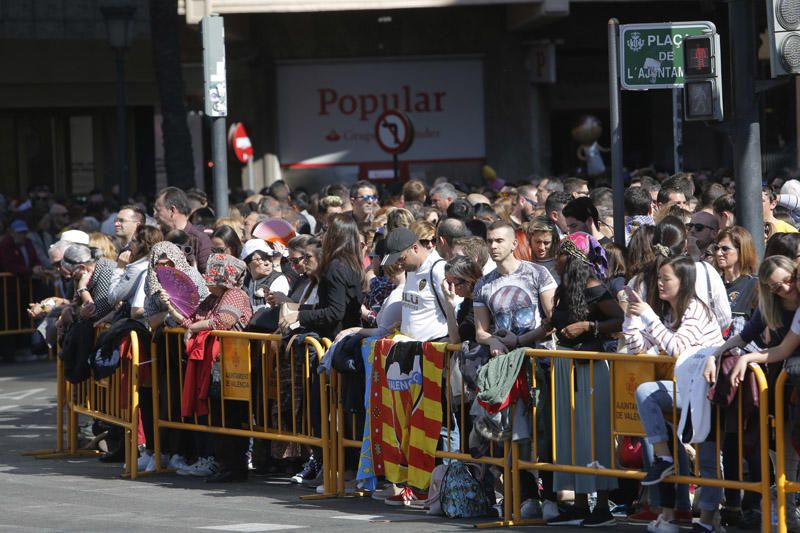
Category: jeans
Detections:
[{"x1": 636, "y1": 380, "x2": 722, "y2": 513}]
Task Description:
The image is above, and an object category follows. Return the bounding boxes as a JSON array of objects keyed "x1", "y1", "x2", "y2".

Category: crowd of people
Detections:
[{"x1": 6, "y1": 168, "x2": 800, "y2": 531}]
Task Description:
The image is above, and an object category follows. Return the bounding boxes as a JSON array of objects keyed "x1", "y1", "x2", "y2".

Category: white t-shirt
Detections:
[
  {"x1": 376, "y1": 284, "x2": 404, "y2": 330},
  {"x1": 401, "y1": 249, "x2": 448, "y2": 341}
]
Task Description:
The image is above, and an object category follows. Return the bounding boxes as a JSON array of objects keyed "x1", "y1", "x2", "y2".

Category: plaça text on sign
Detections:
[{"x1": 619, "y1": 21, "x2": 717, "y2": 90}]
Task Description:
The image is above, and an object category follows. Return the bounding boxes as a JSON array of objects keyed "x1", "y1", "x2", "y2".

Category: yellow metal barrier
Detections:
[
  {"x1": 150, "y1": 328, "x2": 333, "y2": 495},
  {"x1": 0, "y1": 272, "x2": 60, "y2": 336},
  {"x1": 512, "y1": 349, "x2": 772, "y2": 531},
  {"x1": 774, "y1": 370, "x2": 800, "y2": 533},
  {"x1": 68, "y1": 330, "x2": 143, "y2": 478},
  {"x1": 326, "y1": 340, "x2": 511, "y2": 527}
]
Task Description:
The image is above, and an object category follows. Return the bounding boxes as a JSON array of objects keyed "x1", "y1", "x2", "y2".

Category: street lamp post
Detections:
[{"x1": 100, "y1": 3, "x2": 136, "y2": 204}]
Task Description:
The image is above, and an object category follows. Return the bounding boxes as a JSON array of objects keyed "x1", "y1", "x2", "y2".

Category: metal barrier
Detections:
[
  {"x1": 326, "y1": 339, "x2": 511, "y2": 527},
  {"x1": 0, "y1": 272, "x2": 60, "y2": 336},
  {"x1": 512, "y1": 349, "x2": 772, "y2": 531},
  {"x1": 68, "y1": 330, "x2": 143, "y2": 478},
  {"x1": 774, "y1": 370, "x2": 800, "y2": 533},
  {"x1": 150, "y1": 328, "x2": 333, "y2": 494}
]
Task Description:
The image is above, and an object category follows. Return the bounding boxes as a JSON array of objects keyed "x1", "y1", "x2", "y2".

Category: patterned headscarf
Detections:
[
  {"x1": 144, "y1": 241, "x2": 209, "y2": 300},
  {"x1": 558, "y1": 231, "x2": 608, "y2": 280},
  {"x1": 204, "y1": 253, "x2": 247, "y2": 290}
]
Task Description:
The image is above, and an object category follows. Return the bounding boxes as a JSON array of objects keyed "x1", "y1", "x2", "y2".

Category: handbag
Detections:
[{"x1": 707, "y1": 351, "x2": 759, "y2": 410}]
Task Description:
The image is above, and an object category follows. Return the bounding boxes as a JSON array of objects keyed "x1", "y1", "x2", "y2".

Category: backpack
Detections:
[{"x1": 439, "y1": 461, "x2": 493, "y2": 518}]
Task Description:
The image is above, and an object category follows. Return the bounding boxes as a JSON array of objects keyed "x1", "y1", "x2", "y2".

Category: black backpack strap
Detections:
[{"x1": 429, "y1": 258, "x2": 447, "y2": 318}]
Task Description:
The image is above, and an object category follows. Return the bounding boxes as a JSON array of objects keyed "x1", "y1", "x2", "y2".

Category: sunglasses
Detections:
[
  {"x1": 419, "y1": 239, "x2": 434, "y2": 247},
  {"x1": 712, "y1": 244, "x2": 735, "y2": 253},
  {"x1": 769, "y1": 274, "x2": 795, "y2": 293},
  {"x1": 210, "y1": 247, "x2": 226, "y2": 254},
  {"x1": 687, "y1": 223, "x2": 716, "y2": 232},
  {"x1": 181, "y1": 245, "x2": 194, "y2": 255},
  {"x1": 522, "y1": 196, "x2": 538, "y2": 208},
  {"x1": 289, "y1": 256, "x2": 304, "y2": 265},
  {"x1": 351, "y1": 194, "x2": 378, "y2": 203}
]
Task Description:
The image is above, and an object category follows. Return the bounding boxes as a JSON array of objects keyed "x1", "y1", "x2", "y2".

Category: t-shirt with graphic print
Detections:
[{"x1": 472, "y1": 260, "x2": 557, "y2": 335}]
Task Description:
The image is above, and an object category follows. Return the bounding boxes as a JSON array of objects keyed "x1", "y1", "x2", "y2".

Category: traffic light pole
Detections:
[
  {"x1": 608, "y1": 18, "x2": 625, "y2": 247},
  {"x1": 729, "y1": 0, "x2": 764, "y2": 257}
]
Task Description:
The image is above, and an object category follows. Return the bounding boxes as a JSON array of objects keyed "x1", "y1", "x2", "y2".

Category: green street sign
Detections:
[{"x1": 619, "y1": 21, "x2": 717, "y2": 90}]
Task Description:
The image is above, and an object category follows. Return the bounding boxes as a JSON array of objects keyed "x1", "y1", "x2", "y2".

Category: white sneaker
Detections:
[
  {"x1": 177, "y1": 457, "x2": 218, "y2": 477},
  {"x1": 520, "y1": 498, "x2": 543, "y2": 519},
  {"x1": 542, "y1": 499, "x2": 560, "y2": 521},
  {"x1": 137, "y1": 451, "x2": 152, "y2": 471},
  {"x1": 647, "y1": 515, "x2": 679, "y2": 533},
  {"x1": 145, "y1": 453, "x2": 168, "y2": 472},
  {"x1": 371, "y1": 483, "x2": 403, "y2": 501},
  {"x1": 168, "y1": 454, "x2": 189, "y2": 471}
]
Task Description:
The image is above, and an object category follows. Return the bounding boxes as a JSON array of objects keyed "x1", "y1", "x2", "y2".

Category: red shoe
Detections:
[
  {"x1": 628, "y1": 505, "x2": 659, "y2": 523},
  {"x1": 384, "y1": 486, "x2": 428, "y2": 507}
]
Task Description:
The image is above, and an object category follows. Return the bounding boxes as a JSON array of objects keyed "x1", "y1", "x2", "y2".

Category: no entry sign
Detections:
[{"x1": 374, "y1": 110, "x2": 414, "y2": 154}]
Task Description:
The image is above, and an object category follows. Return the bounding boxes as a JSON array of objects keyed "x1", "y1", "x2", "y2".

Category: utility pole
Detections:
[
  {"x1": 201, "y1": 14, "x2": 229, "y2": 217},
  {"x1": 608, "y1": 19, "x2": 625, "y2": 246},
  {"x1": 729, "y1": 0, "x2": 764, "y2": 257}
]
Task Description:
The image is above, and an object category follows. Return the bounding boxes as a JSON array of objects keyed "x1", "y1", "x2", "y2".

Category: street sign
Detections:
[
  {"x1": 374, "y1": 110, "x2": 414, "y2": 154},
  {"x1": 228, "y1": 122, "x2": 253, "y2": 163},
  {"x1": 619, "y1": 21, "x2": 716, "y2": 90}
]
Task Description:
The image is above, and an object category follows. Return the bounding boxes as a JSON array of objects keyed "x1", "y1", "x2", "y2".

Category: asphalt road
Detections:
[{"x1": 0, "y1": 359, "x2": 652, "y2": 532}]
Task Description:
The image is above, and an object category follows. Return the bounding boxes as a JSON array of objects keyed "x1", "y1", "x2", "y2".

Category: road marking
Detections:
[
  {"x1": 331, "y1": 514, "x2": 384, "y2": 521},
  {"x1": 0, "y1": 388, "x2": 45, "y2": 401},
  {"x1": 9, "y1": 434, "x2": 40, "y2": 438},
  {"x1": 0, "y1": 406, "x2": 20, "y2": 412},
  {"x1": 198, "y1": 525, "x2": 306, "y2": 532}
]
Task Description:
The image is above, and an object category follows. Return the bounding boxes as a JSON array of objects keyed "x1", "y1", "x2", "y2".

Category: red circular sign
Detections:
[
  {"x1": 374, "y1": 110, "x2": 414, "y2": 155},
  {"x1": 228, "y1": 122, "x2": 253, "y2": 163}
]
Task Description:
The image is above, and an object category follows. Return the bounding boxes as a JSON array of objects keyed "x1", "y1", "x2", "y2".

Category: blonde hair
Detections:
[
  {"x1": 89, "y1": 232, "x2": 118, "y2": 260},
  {"x1": 387, "y1": 208, "x2": 415, "y2": 232},
  {"x1": 758, "y1": 255, "x2": 796, "y2": 330},
  {"x1": 214, "y1": 217, "x2": 244, "y2": 240},
  {"x1": 410, "y1": 220, "x2": 435, "y2": 241}
]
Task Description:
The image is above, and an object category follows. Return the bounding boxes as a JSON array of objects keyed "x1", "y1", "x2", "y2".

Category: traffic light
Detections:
[
  {"x1": 766, "y1": 0, "x2": 800, "y2": 77},
  {"x1": 682, "y1": 34, "x2": 723, "y2": 121}
]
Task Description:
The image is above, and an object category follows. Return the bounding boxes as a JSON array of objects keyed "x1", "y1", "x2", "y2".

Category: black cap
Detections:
[{"x1": 381, "y1": 227, "x2": 418, "y2": 266}]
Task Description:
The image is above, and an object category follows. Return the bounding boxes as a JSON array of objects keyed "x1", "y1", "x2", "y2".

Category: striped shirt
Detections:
[{"x1": 624, "y1": 298, "x2": 723, "y2": 357}]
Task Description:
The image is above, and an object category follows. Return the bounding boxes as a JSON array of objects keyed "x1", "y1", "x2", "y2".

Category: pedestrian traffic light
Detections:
[
  {"x1": 682, "y1": 34, "x2": 723, "y2": 122},
  {"x1": 766, "y1": 0, "x2": 800, "y2": 77}
]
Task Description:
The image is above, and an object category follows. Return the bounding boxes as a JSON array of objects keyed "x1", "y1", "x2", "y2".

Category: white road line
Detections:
[
  {"x1": 330, "y1": 514, "x2": 384, "y2": 521},
  {"x1": 0, "y1": 406, "x2": 20, "y2": 412},
  {"x1": 0, "y1": 388, "x2": 46, "y2": 401},
  {"x1": 198, "y1": 525, "x2": 306, "y2": 532}
]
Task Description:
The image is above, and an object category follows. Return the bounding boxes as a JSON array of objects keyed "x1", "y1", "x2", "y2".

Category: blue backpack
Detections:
[{"x1": 439, "y1": 461, "x2": 493, "y2": 518}]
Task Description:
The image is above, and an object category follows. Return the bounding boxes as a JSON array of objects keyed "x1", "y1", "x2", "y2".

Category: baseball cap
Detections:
[
  {"x1": 9, "y1": 219, "x2": 28, "y2": 233},
  {"x1": 59, "y1": 229, "x2": 90, "y2": 245},
  {"x1": 240, "y1": 238, "x2": 275, "y2": 261},
  {"x1": 381, "y1": 227, "x2": 418, "y2": 266}
]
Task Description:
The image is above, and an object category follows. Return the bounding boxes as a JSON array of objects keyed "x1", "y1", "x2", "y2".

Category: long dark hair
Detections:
[
  {"x1": 657, "y1": 255, "x2": 706, "y2": 329},
  {"x1": 643, "y1": 216, "x2": 686, "y2": 311},
  {"x1": 554, "y1": 253, "x2": 594, "y2": 323},
  {"x1": 211, "y1": 224, "x2": 243, "y2": 259},
  {"x1": 319, "y1": 213, "x2": 364, "y2": 281},
  {"x1": 626, "y1": 225, "x2": 654, "y2": 280}
]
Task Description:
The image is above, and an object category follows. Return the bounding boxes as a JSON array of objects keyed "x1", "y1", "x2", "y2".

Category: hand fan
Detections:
[
  {"x1": 252, "y1": 218, "x2": 296, "y2": 246},
  {"x1": 156, "y1": 266, "x2": 199, "y2": 318}
]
